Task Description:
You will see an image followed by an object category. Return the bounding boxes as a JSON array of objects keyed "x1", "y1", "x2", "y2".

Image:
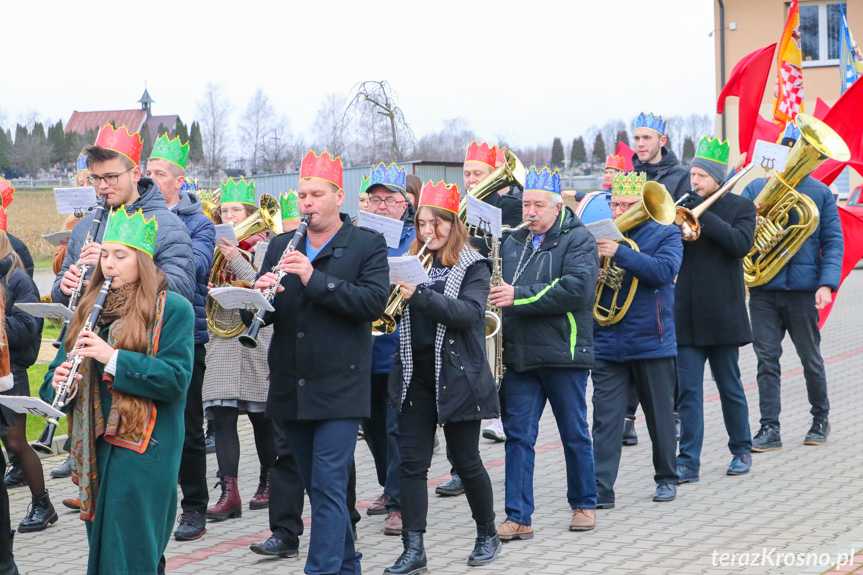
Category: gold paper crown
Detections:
[{"x1": 611, "y1": 171, "x2": 647, "y2": 197}]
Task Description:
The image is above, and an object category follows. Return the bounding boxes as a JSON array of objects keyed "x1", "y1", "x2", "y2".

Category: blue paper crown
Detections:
[
  {"x1": 368, "y1": 162, "x2": 406, "y2": 192},
  {"x1": 782, "y1": 121, "x2": 801, "y2": 143},
  {"x1": 77, "y1": 154, "x2": 87, "y2": 172},
  {"x1": 524, "y1": 166, "x2": 561, "y2": 195},
  {"x1": 635, "y1": 112, "x2": 667, "y2": 136},
  {"x1": 180, "y1": 178, "x2": 198, "y2": 192}
]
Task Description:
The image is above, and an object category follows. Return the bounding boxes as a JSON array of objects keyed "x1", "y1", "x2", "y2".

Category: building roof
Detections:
[
  {"x1": 143, "y1": 115, "x2": 180, "y2": 141},
  {"x1": 138, "y1": 88, "x2": 155, "y2": 104},
  {"x1": 64, "y1": 109, "x2": 148, "y2": 135}
]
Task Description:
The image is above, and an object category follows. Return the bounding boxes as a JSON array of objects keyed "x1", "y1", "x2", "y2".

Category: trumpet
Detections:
[
  {"x1": 372, "y1": 238, "x2": 433, "y2": 335},
  {"x1": 34, "y1": 276, "x2": 114, "y2": 455},
  {"x1": 674, "y1": 165, "x2": 754, "y2": 241}
]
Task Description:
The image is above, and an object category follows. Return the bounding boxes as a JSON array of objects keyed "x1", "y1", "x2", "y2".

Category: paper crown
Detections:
[
  {"x1": 0, "y1": 180, "x2": 13, "y2": 233},
  {"x1": 220, "y1": 177, "x2": 256, "y2": 206},
  {"x1": 77, "y1": 154, "x2": 88, "y2": 172},
  {"x1": 300, "y1": 150, "x2": 343, "y2": 189},
  {"x1": 103, "y1": 206, "x2": 158, "y2": 257},
  {"x1": 635, "y1": 112, "x2": 667, "y2": 136},
  {"x1": 694, "y1": 136, "x2": 730, "y2": 165},
  {"x1": 150, "y1": 134, "x2": 190, "y2": 170},
  {"x1": 419, "y1": 181, "x2": 459, "y2": 213},
  {"x1": 494, "y1": 147, "x2": 507, "y2": 168},
  {"x1": 605, "y1": 155, "x2": 626, "y2": 171},
  {"x1": 358, "y1": 175, "x2": 370, "y2": 196},
  {"x1": 280, "y1": 190, "x2": 300, "y2": 220},
  {"x1": 614, "y1": 142, "x2": 636, "y2": 171},
  {"x1": 524, "y1": 166, "x2": 561, "y2": 195},
  {"x1": 180, "y1": 178, "x2": 198, "y2": 192},
  {"x1": 94, "y1": 124, "x2": 144, "y2": 165},
  {"x1": 464, "y1": 141, "x2": 498, "y2": 167},
  {"x1": 612, "y1": 171, "x2": 647, "y2": 197},
  {"x1": 780, "y1": 121, "x2": 801, "y2": 144},
  {"x1": 368, "y1": 162, "x2": 406, "y2": 193}
]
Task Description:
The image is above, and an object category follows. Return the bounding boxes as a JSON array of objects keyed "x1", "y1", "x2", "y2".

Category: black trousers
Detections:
[
  {"x1": 0, "y1": 449, "x2": 17, "y2": 575},
  {"x1": 592, "y1": 357, "x2": 678, "y2": 500},
  {"x1": 179, "y1": 344, "x2": 208, "y2": 513}
]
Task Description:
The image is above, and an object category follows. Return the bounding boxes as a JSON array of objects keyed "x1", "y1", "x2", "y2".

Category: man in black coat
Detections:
[
  {"x1": 252, "y1": 150, "x2": 389, "y2": 575},
  {"x1": 674, "y1": 137, "x2": 756, "y2": 483}
]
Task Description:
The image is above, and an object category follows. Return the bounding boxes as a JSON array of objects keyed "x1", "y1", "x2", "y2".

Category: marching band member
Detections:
[
  {"x1": 252, "y1": 150, "x2": 389, "y2": 574},
  {"x1": 741, "y1": 122, "x2": 843, "y2": 451},
  {"x1": 488, "y1": 166, "x2": 600, "y2": 538},
  {"x1": 405, "y1": 174, "x2": 421, "y2": 208},
  {"x1": 281, "y1": 190, "x2": 303, "y2": 232},
  {"x1": 674, "y1": 137, "x2": 756, "y2": 482},
  {"x1": 0, "y1": 291, "x2": 18, "y2": 574},
  {"x1": 592, "y1": 172, "x2": 682, "y2": 506},
  {"x1": 602, "y1": 154, "x2": 626, "y2": 192},
  {"x1": 44, "y1": 207, "x2": 195, "y2": 575},
  {"x1": 385, "y1": 181, "x2": 500, "y2": 573},
  {"x1": 146, "y1": 134, "x2": 216, "y2": 541},
  {"x1": 358, "y1": 175, "x2": 371, "y2": 213},
  {"x1": 202, "y1": 178, "x2": 276, "y2": 523}
]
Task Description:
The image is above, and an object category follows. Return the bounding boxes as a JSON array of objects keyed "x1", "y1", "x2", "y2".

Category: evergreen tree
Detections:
[
  {"x1": 591, "y1": 133, "x2": 606, "y2": 168},
  {"x1": 189, "y1": 121, "x2": 204, "y2": 164},
  {"x1": 681, "y1": 137, "x2": 696, "y2": 166},
  {"x1": 174, "y1": 119, "x2": 189, "y2": 144},
  {"x1": 14, "y1": 124, "x2": 27, "y2": 145},
  {"x1": 31, "y1": 122, "x2": 47, "y2": 141},
  {"x1": 550, "y1": 137, "x2": 564, "y2": 168},
  {"x1": 0, "y1": 129, "x2": 11, "y2": 172},
  {"x1": 156, "y1": 123, "x2": 169, "y2": 138},
  {"x1": 571, "y1": 137, "x2": 586, "y2": 166},
  {"x1": 615, "y1": 129, "x2": 630, "y2": 149},
  {"x1": 140, "y1": 127, "x2": 154, "y2": 163},
  {"x1": 48, "y1": 121, "x2": 67, "y2": 165}
]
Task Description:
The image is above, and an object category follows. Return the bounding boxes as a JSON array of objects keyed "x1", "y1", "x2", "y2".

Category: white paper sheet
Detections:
[
  {"x1": 208, "y1": 286, "x2": 275, "y2": 312},
  {"x1": 388, "y1": 255, "x2": 430, "y2": 285},
  {"x1": 15, "y1": 303, "x2": 74, "y2": 320},
  {"x1": 357, "y1": 211, "x2": 405, "y2": 249},
  {"x1": 254, "y1": 241, "x2": 269, "y2": 270},
  {"x1": 41, "y1": 230, "x2": 73, "y2": 247},
  {"x1": 466, "y1": 195, "x2": 502, "y2": 238},
  {"x1": 214, "y1": 223, "x2": 239, "y2": 246},
  {"x1": 53, "y1": 187, "x2": 98, "y2": 215},
  {"x1": 585, "y1": 218, "x2": 624, "y2": 241},
  {"x1": 752, "y1": 140, "x2": 791, "y2": 174},
  {"x1": 0, "y1": 396, "x2": 64, "y2": 419}
]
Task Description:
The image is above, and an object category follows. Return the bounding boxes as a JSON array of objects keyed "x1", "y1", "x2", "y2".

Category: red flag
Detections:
[
  {"x1": 615, "y1": 142, "x2": 635, "y2": 171},
  {"x1": 717, "y1": 44, "x2": 777, "y2": 155},
  {"x1": 822, "y1": 74, "x2": 863, "y2": 159},
  {"x1": 819, "y1": 206, "x2": 863, "y2": 327},
  {"x1": 813, "y1": 97, "x2": 831, "y2": 120},
  {"x1": 812, "y1": 159, "x2": 863, "y2": 186}
]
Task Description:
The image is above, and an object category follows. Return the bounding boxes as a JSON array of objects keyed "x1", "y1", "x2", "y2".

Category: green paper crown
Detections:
[
  {"x1": 280, "y1": 190, "x2": 300, "y2": 220},
  {"x1": 220, "y1": 177, "x2": 256, "y2": 205},
  {"x1": 103, "y1": 206, "x2": 158, "y2": 257},
  {"x1": 694, "y1": 136, "x2": 730, "y2": 165},
  {"x1": 359, "y1": 175, "x2": 370, "y2": 196},
  {"x1": 150, "y1": 134, "x2": 190, "y2": 170},
  {"x1": 611, "y1": 171, "x2": 647, "y2": 197}
]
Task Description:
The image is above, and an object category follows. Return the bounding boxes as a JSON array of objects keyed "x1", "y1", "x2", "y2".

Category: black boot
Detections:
[
  {"x1": 384, "y1": 531, "x2": 427, "y2": 575},
  {"x1": 2, "y1": 466, "x2": 24, "y2": 490},
  {"x1": 468, "y1": 520, "x2": 501, "y2": 566},
  {"x1": 18, "y1": 491, "x2": 58, "y2": 533}
]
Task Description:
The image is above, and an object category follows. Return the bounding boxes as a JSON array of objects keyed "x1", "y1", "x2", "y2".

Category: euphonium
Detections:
[
  {"x1": 372, "y1": 238, "x2": 433, "y2": 335},
  {"x1": 458, "y1": 149, "x2": 526, "y2": 236},
  {"x1": 743, "y1": 113, "x2": 850, "y2": 286},
  {"x1": 593, "y1": 182, "x2": 676, "y2": 326},
  {"x1": 674, "y1": 164, "x2": 754, "y2": 241},
  {"x1": 206, "y1": 194, "x2": 283, "y2": 338}
]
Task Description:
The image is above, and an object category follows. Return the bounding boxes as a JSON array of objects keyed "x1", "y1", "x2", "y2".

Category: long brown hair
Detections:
[
  {"x1": 409, "y1": 206, "x2": 471, "y2": 267},
  {"x1": 0, "y1": 232, "x2": 24, "y2": 276}
]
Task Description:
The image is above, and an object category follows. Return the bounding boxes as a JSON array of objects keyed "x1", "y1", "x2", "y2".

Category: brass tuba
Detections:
[
  {"x1": 372, "y1": 238, "x2": 433, "y2": 335},
  {"x1": 458, "y1": 149, "x2": 526, "y2": 235},
  {"x1": 206, "y1": 194, "x2": 282, "y2": 338},
  {"x1": 743, "y1": 113, "x2": 850, "y2": 286},
  {"x1": 594, "y1": 182, "x2": 676, "y2": 326}
]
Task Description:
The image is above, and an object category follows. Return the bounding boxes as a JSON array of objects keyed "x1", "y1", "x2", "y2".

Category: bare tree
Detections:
[
  {"x1": 600, "y1": 119, "x2": 627, "y2": 156},
  {"x1": 197, "y1": 83, "x2": 231, "y2": 177},
  {"x1": 343, "y1": 80, "x2": 415, "y2": 164},
  {"x1": 261, "y1": 116, "x2": 305, "y2": 173},
  {"x1": 240, "y1": 89, "x2": 275, "y2": 174},
  {"x1": 10, "y1": 132, "x2": 52, "y2": 176},
  {"x1": 312, "y1": 93, "x2": 347, "y2": 159},
  {"x1": 411, "y1": 118, "x2": 477, "y2": 162}
]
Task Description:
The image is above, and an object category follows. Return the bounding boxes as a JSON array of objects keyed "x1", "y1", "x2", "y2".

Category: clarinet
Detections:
[
  {"x1": 238, "y1": 214, "x2": 311, "y2": 349},
  {"x1": 33, "y1": 276, "x2": 114, "y2": 455},
  {"x1": 53, "y1": 195, "x2": 109, "y2": 349}
]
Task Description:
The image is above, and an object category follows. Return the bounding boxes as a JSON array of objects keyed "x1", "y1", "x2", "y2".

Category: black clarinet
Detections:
[
  {"x1": 54, "y1": 195, "x2": 109, "y2": 349},
  {"x1": 238, "y1": 214, "x2": 311, "y2": 349},
  {"x1": 34, "y1": 276, "x2": 114, "y2": 455}
]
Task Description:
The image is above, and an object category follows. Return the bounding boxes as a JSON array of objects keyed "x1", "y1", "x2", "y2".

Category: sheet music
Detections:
[
  {"x1": 466, "y1": 195, "x2": 502, "y2": 238},
  {"x1": 53, "y1": 187, "x2": 98, "y2": 215},
  {"x1": 208, "y1": 286, "x2": 274, "y2": 312},
  {"x1": 357, "y1": 211, "x2": 405, "y2": 249},
  {"x1": 15, "y1": 303, "x2": 74, "y2": 320},
  {"x1": 0, "y1": 396, "x2": 64, "y2": 419},
  {"x1": 214, "y1": 223, "x2": 239, "y2": 246},
  {"x1": 752, "y1": 140, "x2": 791, "y2": 174},
  {"x1": 254, "y1": 241, "x2": 269, "y2": 269},
  {"x1": 388, "y1": 255, "x2": 430, "y2": 285},
  {"x1": 41, "y1": 230, "x2": 73, "y2": 247},
  {"x1": 585, "y1": 218, "x2": 624, "y2": 241}
]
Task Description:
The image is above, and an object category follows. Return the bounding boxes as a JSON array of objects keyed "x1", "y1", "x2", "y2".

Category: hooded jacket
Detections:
[
  {"x1": 172, "y1": 191, "x2": 215, "y2": 345},
  {"x1": 51, "y1": 178, "x2": 195, "y2": 304},
  {"x1": 500, "y1": 206, "x2": 599, "y2": 372},
  {"x1": 632, "y1": 148, "x2": 691, "y2": 201}
]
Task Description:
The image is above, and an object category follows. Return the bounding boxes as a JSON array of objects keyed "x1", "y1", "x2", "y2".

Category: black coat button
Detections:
[
  {"x1": 298, "y1": 379, "x2": 305, "y2": 386},
  {"x1": 327, "y1": 282, "x2": 336, "y2": 290},
  {"x1": 297, "y1": 332, "x2": 304, "y2": 339}
]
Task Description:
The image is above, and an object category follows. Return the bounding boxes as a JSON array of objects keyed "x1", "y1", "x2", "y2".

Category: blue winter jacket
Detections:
[
  {"x1": 594, "y1": 220, "x2": 683, "y2": 362},
  {"x1": 372, "y1": 223, "x2": 416, "y2": 374},
  {"x1": 173, "y1": 192, "x2": 216, "y2": 345},
  {"x1": 741, "y1": 175, "x2": 843, "y2": 292}
]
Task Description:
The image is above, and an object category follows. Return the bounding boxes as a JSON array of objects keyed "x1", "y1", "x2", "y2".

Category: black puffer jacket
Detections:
[
  {"x1": 0, "y1": 257, "x2": 42, "y2": 374},
  {"x1": 500, "y1": 206, "x2": 599, "y2": 371},
  {"x1": 632, "y1": 148, "x2": 691, "y2": 201}
]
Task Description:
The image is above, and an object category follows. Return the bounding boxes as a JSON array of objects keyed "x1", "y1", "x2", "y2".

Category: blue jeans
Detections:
[
  {"x1": 502, "y1": 367, "x2": 596, "y2": 525},
  {"x1": 281, "y1": 419, "x2": 361, "y2": 575},
  {"x1": 677, "y1": 345, "x2": 751, "y2": 472},
  {"x1": 363, "y1": 373, "x2": 401, "y2": 511}
]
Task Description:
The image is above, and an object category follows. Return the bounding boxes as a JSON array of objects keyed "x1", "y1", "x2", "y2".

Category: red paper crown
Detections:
[
  {"x1": 605, "y1": 155, "x2": 626, "y2": 172},
  {"x1": 494, "y1": 147, "x2": 507, "y2": 168},
  {"x1": 0, "y1": 210, "x2": 7, "y2": 233},
  {"x1": 300, "y1": 150, "x2": 343, "y2": 189},
  {"x1": 465, "y1": 141, "x2": 498, "y2": 167},
  {"x1": 419, "y1": 181, "x2": 460, "y2": 213},
  {"x1": 95, "y1": 124, "x2": 144, "y2": 165},
  {"x1": 0, "y1": 180, "x2": 13, "y2": 211}
]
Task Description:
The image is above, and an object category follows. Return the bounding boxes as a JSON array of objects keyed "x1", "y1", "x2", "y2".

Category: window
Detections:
[{"x1": 800, "y1": 2, "x2": 847, "y2": 67}]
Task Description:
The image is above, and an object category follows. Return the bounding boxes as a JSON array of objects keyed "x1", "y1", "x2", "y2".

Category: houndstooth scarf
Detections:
[{"x1": 398, "y1": 245, "x2": 484, "y2": 409}]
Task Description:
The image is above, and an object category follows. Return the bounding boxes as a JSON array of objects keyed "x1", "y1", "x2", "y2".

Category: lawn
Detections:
[
  {"x1": 25, "y1": 364, "x2": 52, "y2": 443},
  {"x1": 6, "y1": 189, "x2": 69, "y2": 260}
]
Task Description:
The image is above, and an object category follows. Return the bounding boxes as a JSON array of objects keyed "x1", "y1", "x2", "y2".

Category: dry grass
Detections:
[{"x1": 6, "y1": 189, "x2": 68, "y2": 258}]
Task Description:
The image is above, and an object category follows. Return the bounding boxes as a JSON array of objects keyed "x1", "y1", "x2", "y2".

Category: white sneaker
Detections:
[{"x1": 482, "y1": 418, "x2": 506, "y2": 442}]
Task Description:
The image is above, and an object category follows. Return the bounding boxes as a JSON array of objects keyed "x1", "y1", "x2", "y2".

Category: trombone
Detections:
[{"x1": 674, "y1": 165, "x2": 754, "y2": 241}]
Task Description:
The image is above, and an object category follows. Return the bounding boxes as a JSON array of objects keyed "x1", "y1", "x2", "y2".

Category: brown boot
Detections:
[
  {"x1": 569, "y1": 509, "x2": 596, "y2": 531},
  {"x1": 383, "y1": 511, "x2": 402, "y2": 536},
  {"x1": 366, "y1": 492, "x2": 389, "y2": 516},
  {"x1": 206, "y1": 477, "x2": 242, "y2": 521},
  {"x1": 249, "y1": 468, "x2": 270, "y2": 510},
  {"x1": 62, "y1": 498, "x2": 81, "y2": 510},
  {"x1": 497, "y1": 520, "x2": 533, "y2": 541}
]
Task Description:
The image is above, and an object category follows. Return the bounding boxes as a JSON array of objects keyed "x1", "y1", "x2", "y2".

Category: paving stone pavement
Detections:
[{"x1": 9, "y1": 270, "x2": 863, "y2": 574}]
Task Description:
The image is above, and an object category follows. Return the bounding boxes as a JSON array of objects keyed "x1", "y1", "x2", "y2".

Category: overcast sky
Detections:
[{"x1": 1, "y1": 0, "x2": 717, "y2": 148}]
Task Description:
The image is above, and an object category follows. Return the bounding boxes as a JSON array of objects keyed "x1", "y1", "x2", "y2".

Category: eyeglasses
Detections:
[
  {"x1": 608, "y1": 201, "x2": 640, "y2": 211},
  {"x1": 368, "y1": 197, "x2": 404, "y2": 207},
  {"x1": 88, "y1": 167, "x2": 134, "y2": 186}
]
